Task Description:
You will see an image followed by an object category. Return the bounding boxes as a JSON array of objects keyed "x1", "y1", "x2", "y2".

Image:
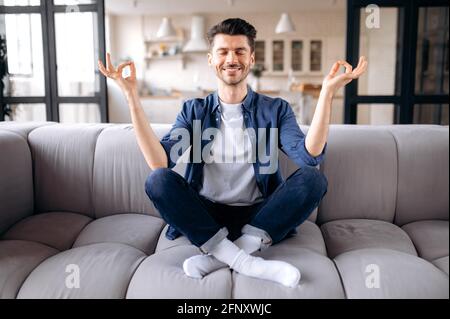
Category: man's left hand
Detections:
[{"x1": 322, "y1": 56, "x2": 368, "y2": 96}]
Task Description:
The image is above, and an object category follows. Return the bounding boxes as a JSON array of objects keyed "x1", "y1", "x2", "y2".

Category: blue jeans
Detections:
[{"x1": 145, "y1": 166, "x2": 328, "y2": 253}]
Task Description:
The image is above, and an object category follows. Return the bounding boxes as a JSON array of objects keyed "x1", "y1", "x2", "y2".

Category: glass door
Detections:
[{"x1": 345, "y1": 0, "x2": 449, "y2": 125}]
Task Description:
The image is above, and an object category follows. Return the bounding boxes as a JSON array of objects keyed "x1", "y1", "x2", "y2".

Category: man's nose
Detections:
[{"x1": 225, "y1": 51, "x2": 238, "y2": 63}]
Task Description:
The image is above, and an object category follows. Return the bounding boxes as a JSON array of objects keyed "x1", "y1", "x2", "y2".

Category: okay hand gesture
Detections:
[
  {"x1": 98, "y1": 52, "x2": 137, "y2": 97},
  {"x1": 322, "y1": 56, "x2": 368, "y2": 96}
]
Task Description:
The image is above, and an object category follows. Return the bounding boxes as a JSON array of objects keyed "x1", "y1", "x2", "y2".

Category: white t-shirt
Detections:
[{"x1": 199, "y1": 100, "x2": 263, "y2": 206}]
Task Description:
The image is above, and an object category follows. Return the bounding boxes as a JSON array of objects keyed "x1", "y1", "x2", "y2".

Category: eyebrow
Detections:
[{"x1": 216, "y1": 47, "x2": 248, "y2": 52}]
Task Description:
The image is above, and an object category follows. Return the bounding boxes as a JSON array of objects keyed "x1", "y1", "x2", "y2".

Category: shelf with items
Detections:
[
  {"x1": 144, "y1": 39, "x2": 184, "y2": 56},
  {"x1": 144, "y1": 30, "x2": 186, "y2": 68}
]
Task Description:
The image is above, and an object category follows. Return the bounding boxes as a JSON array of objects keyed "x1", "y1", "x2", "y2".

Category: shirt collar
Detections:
[{"x1": 212, "y1": 84, "x2": 254, "y2": 113}]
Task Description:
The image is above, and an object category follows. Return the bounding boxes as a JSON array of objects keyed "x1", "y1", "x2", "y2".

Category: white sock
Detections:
[
  {"x1": 230, "y1": 249, "x2": 301, "y2": 288},
  {"x1": 185, "y1": 238, "x2": 300, "y2": 287},
  {"x1": 209, "y1": 237, "x2": 242, "y2": 265},
  {"x1": 234, "y1": 234, "x2": 262, "y2": 253},
  {"x1": 183, "y1": 234, "x2": 262, "y2": 278}
]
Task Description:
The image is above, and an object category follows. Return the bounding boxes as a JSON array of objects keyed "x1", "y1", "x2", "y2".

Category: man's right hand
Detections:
[{"x1": 98, "y1": 52, "x2": 138, "y2": 99}]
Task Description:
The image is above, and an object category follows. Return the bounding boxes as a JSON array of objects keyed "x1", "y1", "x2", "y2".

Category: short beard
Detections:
[
  {"x1": 220, "y1": 76, "x2": 245, "y2": 86},
  {"x1": 216, "y1": 66, "x2": 250, "y2": 86}
]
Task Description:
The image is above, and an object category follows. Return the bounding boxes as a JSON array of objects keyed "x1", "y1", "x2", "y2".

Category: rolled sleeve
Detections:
[
  {"x1": 160, "y1": 101, "x2": 193, "y2": 168},
  {"x1": 299, "y1": 138, "x2": 327, "y2": 166}
]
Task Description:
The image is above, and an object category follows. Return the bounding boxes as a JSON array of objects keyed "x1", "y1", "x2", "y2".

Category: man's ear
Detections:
[
  {"x1": 250, "y1": 51, "x2": 255, "y2": 67},
  {"x1": 207, "y1": 52, "x2": 213, "y2": 66}
]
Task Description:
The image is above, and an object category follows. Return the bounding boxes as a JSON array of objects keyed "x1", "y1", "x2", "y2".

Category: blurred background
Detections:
[{"x1": 0, "y1": 0, "x2": 448, "y2": 125}]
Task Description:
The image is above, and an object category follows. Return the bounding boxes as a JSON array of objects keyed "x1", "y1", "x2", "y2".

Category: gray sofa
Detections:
[{"x1": 0, "y1": 121, "x2": 448, "y2": 299}]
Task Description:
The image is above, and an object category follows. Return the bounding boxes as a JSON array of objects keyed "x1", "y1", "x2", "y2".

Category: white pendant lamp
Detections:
[
  {"x1": 183, "y1": 16, "x2": 209, "y2": 52},
  {"x1": 156, "y1": 17, "x2": 176, "y2": 38},
  {"x1": 275, "y1": 13, "x2": 296, "y2": 34}
]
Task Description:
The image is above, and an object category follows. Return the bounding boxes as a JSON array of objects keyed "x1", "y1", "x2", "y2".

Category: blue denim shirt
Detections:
[{"x1": 159, "y1": 85, "x2": 327, "y2": 240}]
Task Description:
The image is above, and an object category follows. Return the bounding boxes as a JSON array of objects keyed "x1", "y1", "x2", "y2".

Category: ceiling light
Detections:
[
  {"x1": 183, "y1": 16, "x2": 209, "y2": 53},
  {"x1": 275, "y1": 13, "x2": 296, "y2": 34},
  {"x1": 156, "y1": 17, "x2": 176, "y2": 39}
]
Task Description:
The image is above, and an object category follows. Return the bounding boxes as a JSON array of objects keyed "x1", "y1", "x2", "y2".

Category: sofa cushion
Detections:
[
  {"x1": 0, "y1": 240, "x2": 58, "y2": 299},
  {"x1": 2, "y1": 212, "x2": 92, "y2": 251},
  {"x1": 432, "y1": 256, "x2": 449, "y2": 275},
  {"x1": 29, "y1": 124, "x2": 111, "y2": 217},
  {"x1": 321, "y1": 219, "x2": 417, "y2": 258},
  {"x1": 389, "y1": 126, "x2": 449, "y2": 225},
  {"x1": 401, "y1": 220, "x2": 449, "y2": 261},
  {"x1": 17, "y1": 243, "x2": 145, "y2": 298},
  {"x1": 334, "y1": 248, "x2": 449, "y2": 298},
  {"x1": 126, "y1": 245, "x2": 232, "y2": 299},
  {"x1": 318, "y1": 127, "x2": 398, "y2": 224},
  {"x1": 0, "y1": 130, "x2": 34, "y2": 235},
  {"x1": 73, "y1": 213, "x2": 165, "y2": 255},
  {"x1": 270, "y1": 220, "x2": 327, "y2": 256},
  {"x1": 233, "y1": 248, "x2": 345, "y2": 298},
  {"x1": 154, "y1": 224, "x2": 192, "y2": 252}
]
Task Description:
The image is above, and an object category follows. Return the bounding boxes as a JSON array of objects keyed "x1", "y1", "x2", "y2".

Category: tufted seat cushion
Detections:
[
  {"x1": 320, "y1": 219, "x2": 417, "y2": 259},
  {"x1": 2, "y1": 212, "x2": 92, "y2": 251}
]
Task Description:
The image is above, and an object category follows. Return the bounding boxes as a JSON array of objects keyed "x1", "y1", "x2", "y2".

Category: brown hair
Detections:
[{"x1": 206, "y1": 18, "x2": 257, "y2": 52}]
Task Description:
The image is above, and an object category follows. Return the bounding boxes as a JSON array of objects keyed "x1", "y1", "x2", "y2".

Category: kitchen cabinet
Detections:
[{"x1": 258, "y1": 38, "x2": 324, "y2": 76}]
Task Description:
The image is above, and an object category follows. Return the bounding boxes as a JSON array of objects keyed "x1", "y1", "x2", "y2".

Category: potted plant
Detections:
[
  {"x1": 250, "y1": 63, "x2": 265, "y2": 91},
  {"x1": 0, "y1": 34, "x2": 11, "y2": 120}
]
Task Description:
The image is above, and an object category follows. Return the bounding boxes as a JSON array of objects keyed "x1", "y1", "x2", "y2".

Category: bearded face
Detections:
[{"x1": 208, "y1": 34, "x2": 255, "y2": 86}]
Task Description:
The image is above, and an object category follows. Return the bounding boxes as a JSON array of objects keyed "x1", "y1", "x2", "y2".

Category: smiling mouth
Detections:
[
  {"x1": 222, "y1": 66, "x2": 242, "y2": 72},
  {"x1": 222, "y1": 65, "x2": 242, "y2": 71}
]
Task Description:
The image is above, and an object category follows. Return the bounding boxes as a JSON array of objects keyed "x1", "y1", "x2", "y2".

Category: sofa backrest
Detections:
[
  {"x1": 92, "y1": 124, "x2": 164, "y2": 219},
  {"x1": 317, "y1": 125, "x2": 448, "y2": 226},
  {"x1": 317, "y1": 126, "x2": 399, "y2": 224},
  {"x1": 28, "y1": 124, "x2": 111, "y2": 218},
  {"x1": 1, "y1": 122, "x2": 448, "y2": 227},
  {"x1": 389, "y1": 125, "x2": 449, "y2": 226}
]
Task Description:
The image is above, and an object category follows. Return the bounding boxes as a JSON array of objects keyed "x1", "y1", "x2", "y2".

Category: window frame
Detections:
[
  {"x1": 0, "y1": 0, "x2": 108, "y2": 122},
  {"x1": 345, "y1": 0, "x2": 449, "y2": 124}
]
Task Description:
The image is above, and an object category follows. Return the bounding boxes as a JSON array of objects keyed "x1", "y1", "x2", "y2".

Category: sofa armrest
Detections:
[{"x1": 0, "y1": 130, "x2": 34, "y2": 235}]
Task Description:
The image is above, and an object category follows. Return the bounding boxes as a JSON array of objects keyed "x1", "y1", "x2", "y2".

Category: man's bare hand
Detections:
[
  {"x1": 322, "y1": 56, "x2": 368, "y2": 96},
  {"x1": 98, "y1": 52, "x2": 137, "y2": 98}
]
